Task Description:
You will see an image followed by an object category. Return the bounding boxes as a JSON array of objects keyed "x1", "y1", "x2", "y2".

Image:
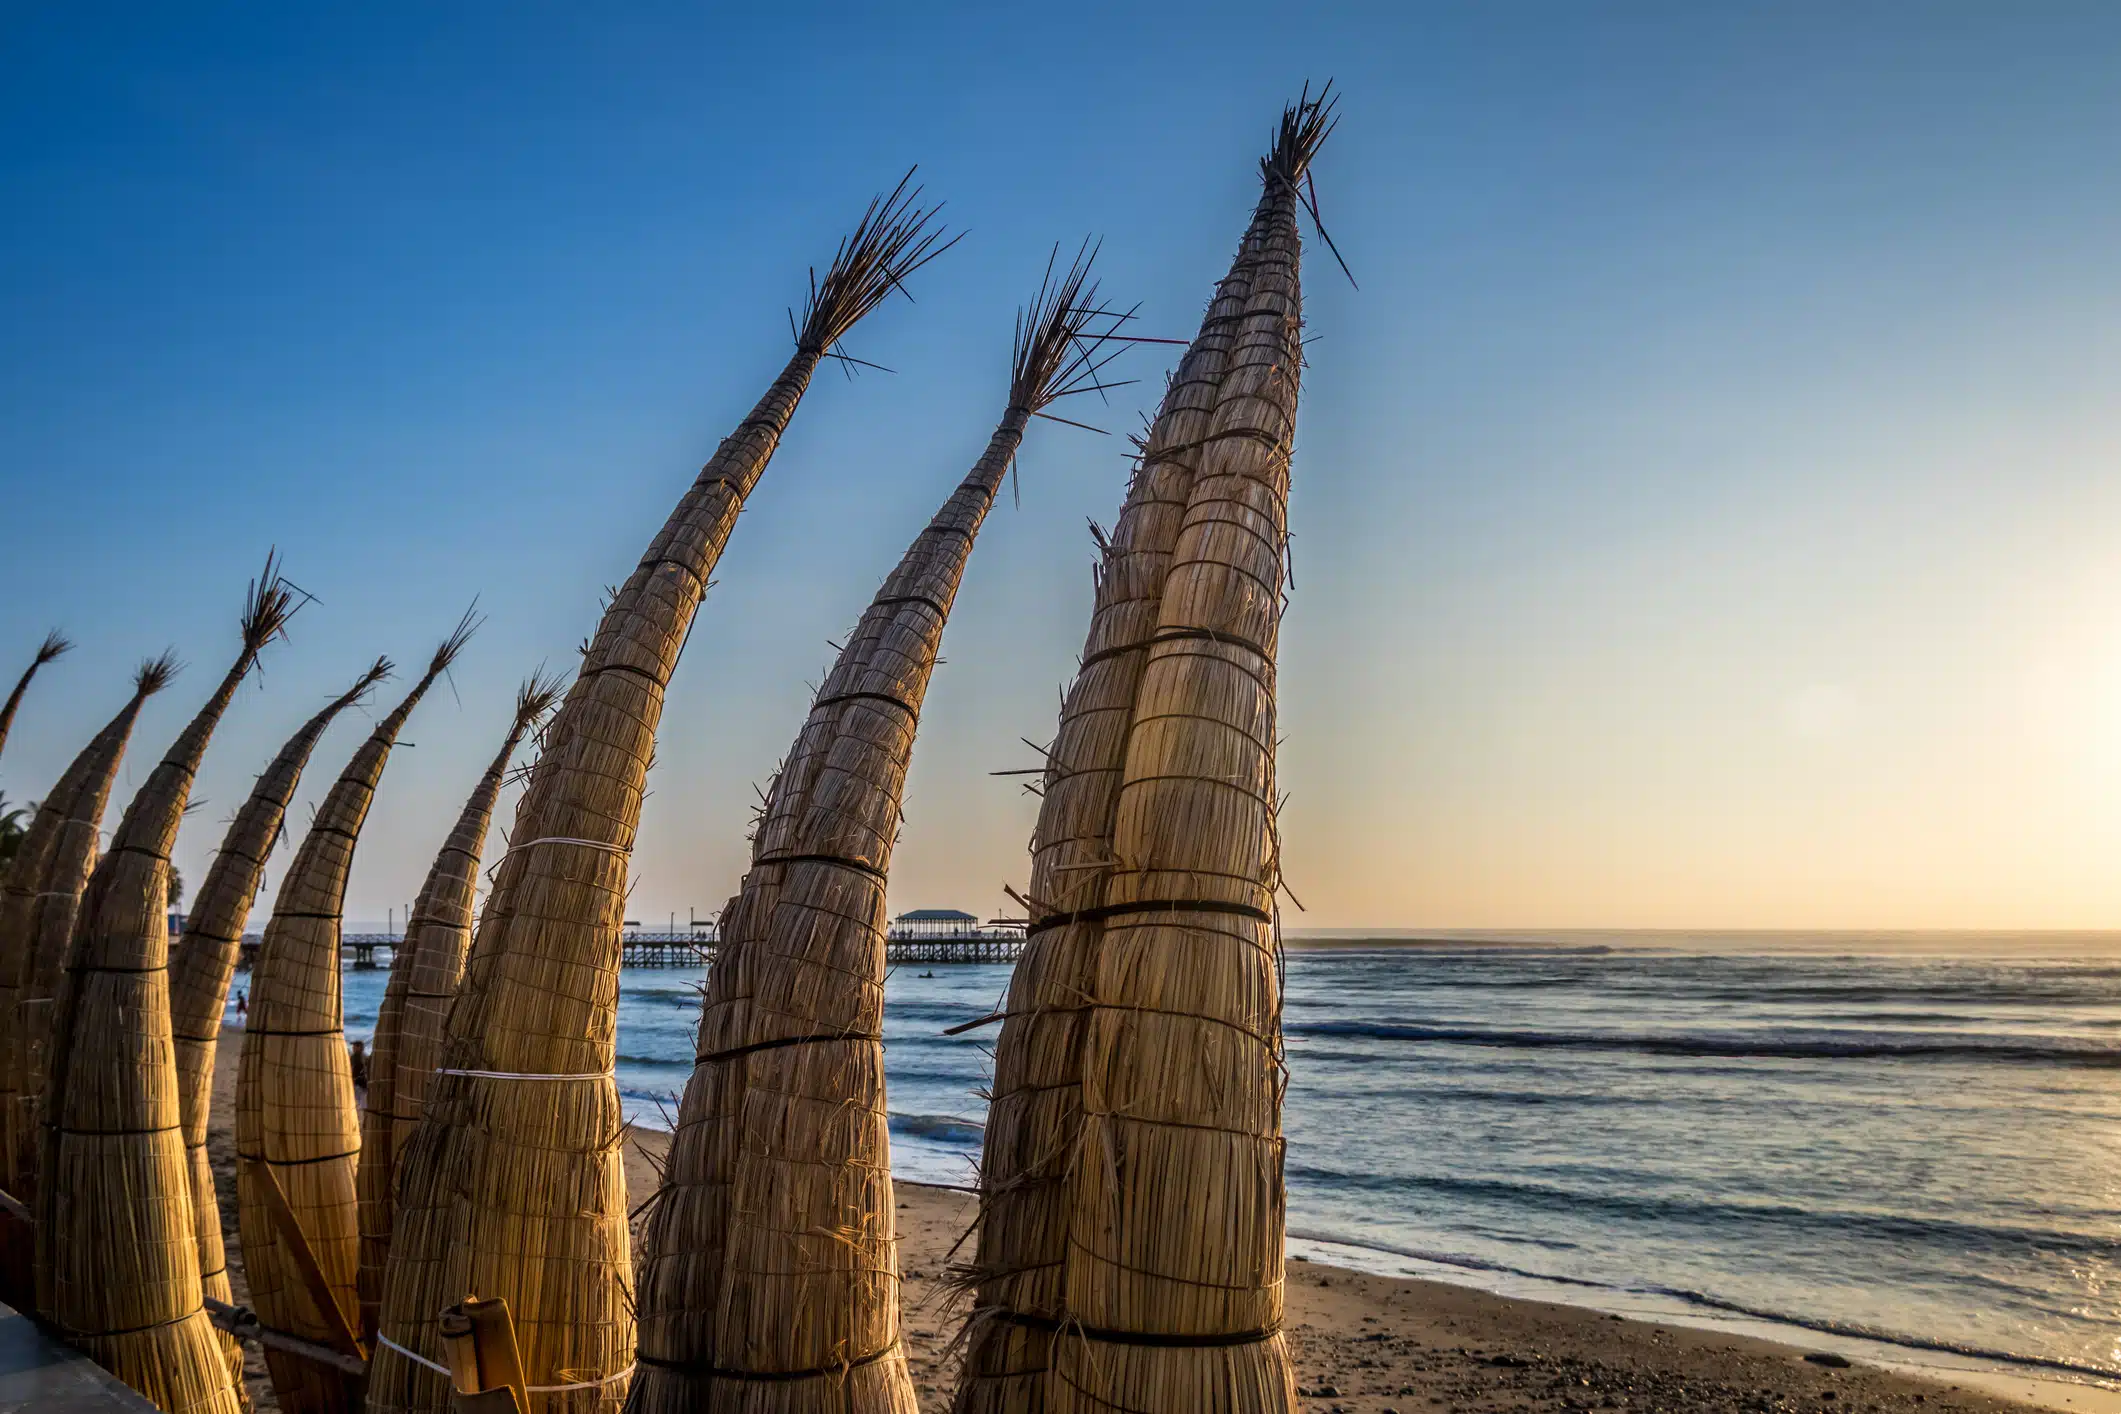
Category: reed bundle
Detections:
[
  {"x1": 0, "y1": 658, "x2": 168, "y2": 1303},
  {"x1": 954, "y1": 171, "x2": 1271, "y2": 1414},
  {"x1": 954, "y1": 92, "x2": 1334, "y2": 1414},
  {"x1": 0, "y1": 630, "x2": 73, "y2": 770},
  {"x1": 35, "y1": 559, "x2": 295, "y2": 1413},
  {"x1": 629, "y1": 248, "x2": 1118, "y2": 1414},
  {"x1": 356, "y1": 671, "x2": 562, "y2": 1338},
  {"x1": 1052, "y1": 93, "x2": 1329, "y2": 1414},
  {"x1": 236, "y1": 616, "x2": 474, "y2": 1414},
  {"x1": 171, "y1": 657, "x2": 392, "y2": 1389},
  {"x1": 0, "y1": 670, "x2": 142, "y2": 1156},
  {"x1": 0, "y1": 656, "x2": 175, "y2": 1212},
  {"x1": 372, "y1": 179, "x2": 952, "y2": 1414}
]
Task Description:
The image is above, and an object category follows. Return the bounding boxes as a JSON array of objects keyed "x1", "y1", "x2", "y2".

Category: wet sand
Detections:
[{"x1": 206, "y1": 1025, "x2": 2079, "y2": 1413}]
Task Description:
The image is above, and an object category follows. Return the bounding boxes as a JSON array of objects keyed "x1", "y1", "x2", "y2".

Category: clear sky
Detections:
[{"x1": 5, "y1": 3, "x2": 2121, "y2": 932}]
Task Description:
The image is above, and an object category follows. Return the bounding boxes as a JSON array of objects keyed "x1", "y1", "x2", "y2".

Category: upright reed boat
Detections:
[
  {"x1": 629, "y1": 246, "x2": 1123, "y2": 1414},
  {"x1": 36, "y1": 559, "x2": 294, "y2": 1412},
  {"x1": 955, "y1": 91, "x2": 1335, "y2": 1414},
  {"x1": 355, "y1": 670, "x2": 563, "y2": 1337},
  {"x1": 370, "y1": 178, "x2": 952, "y2": 1414},
  {"x1": 236, "y1": 619, "x2": 473, "y2": 1414},
  {"x1": 170, "y1": 656, "x2": 392, "y2": 1388}
]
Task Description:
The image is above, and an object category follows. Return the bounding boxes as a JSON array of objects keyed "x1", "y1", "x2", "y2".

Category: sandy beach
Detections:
[{"x1": 196, "y1": 1024, "x2": 2085, "y2": 1414}]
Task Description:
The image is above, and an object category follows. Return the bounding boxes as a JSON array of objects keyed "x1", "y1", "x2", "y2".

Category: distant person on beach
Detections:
[
  {"x1": 234, "y1": 989, "x2": 246, "y2": 1019},
  {"x1": 348, "y1": 1037, "x2": 368, "y2": 1091}
]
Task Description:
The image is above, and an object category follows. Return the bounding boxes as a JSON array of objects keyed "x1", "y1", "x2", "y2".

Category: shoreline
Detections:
[{"x1": 203, "y1": 1026, "x2": 2095, "y2": 1412}]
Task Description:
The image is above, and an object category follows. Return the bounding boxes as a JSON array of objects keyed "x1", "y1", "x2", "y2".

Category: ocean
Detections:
[{"x1": 327, "y1": 934, "x2": 2121, "y2": 1394}]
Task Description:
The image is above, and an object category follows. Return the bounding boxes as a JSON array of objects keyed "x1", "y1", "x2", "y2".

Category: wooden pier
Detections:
[{"x1": 236, "y1": 912, "x2": 1026, "y2": 971}]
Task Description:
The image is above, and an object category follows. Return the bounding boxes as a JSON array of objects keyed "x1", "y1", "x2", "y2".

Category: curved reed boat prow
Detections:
[
  {"x1": 369, "y1": 176, "x2": 952, "y2": 1414},
  {"x1": 953, "y1": 89, "x2": 1335, "y2": 1414},
  {"x1": 236, "y1": 615, "x2": 473, "y2": 1414},
  {"x1": 629, "y1": 244, "x2": 1124, "y2": 1414},
  {"x1": 35, "y1": 558, "x2": 295, "y2": 1413}
]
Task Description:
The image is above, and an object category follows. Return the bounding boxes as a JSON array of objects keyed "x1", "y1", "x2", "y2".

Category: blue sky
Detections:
[{"x1": 6, "y1": 3, "x2": 2121, "y2": 929}]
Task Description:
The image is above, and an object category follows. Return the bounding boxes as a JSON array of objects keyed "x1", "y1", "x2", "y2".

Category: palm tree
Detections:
[{"x1": 0, "y1": 795, "x2": 26, "y2": 874}]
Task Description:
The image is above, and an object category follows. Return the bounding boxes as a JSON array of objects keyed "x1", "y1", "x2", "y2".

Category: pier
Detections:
[{"x1": 235, "y1": 909, "x2": 1026, "y2": 971}]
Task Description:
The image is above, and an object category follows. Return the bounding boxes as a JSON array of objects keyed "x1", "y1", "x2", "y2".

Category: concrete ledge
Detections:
[{"x1": 0, "y1": 1301, "x2": 156, "y2": 1413}]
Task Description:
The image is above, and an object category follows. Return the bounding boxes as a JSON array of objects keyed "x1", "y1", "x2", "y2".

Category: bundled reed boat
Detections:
[
  {"x1": 0, "y1": 655, "x2": 173, "y2": 1231},
  {"x1": 236, "y1": 617, "x2": 474, "y2": 1414},
  {"x1": 35, "y1": 559, "x2": 294, "y2": 1413},
  {"x1": 629, "y1": 246, "x2": 1122, "y2": 1414},
  {"x1": 0, "y1": 631, "x2": 71, "y2": 769},
  {"x1": 356, "y1": 670, "x2": 563, "y2": 1337},
  {"x1": 954, "y1": 91, "x2": 1335, "y2": 1414},
  {"x1": 170, "y1": 656, "x2": 392, "y2": 1388},
  {"x1": 371, "y1": 177, "x2": 951, "y2": 1414}
]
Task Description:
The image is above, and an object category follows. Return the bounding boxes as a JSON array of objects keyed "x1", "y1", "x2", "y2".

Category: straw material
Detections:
[
  {"x1": 954, "y1": 93, "x2": 1332, "y2": 1414},
  {"x1": 35, "y1": 560, "x2": 294, "y2": 1413},
  {"x1": 1051, "y1": 94, "x2": 1328, "y2": 1414},
  {"x1": 629, "y1": 250, "x2": 1114, "y2": 1414},
  {"x1": 0, "y1": 660, "x2": 167, "y2": 1306},
  {"x1": 356, "y1": 671, "x2": 561, "y2": 1338},
  {"x1": 954, "y1": 186, "x2": 1267, "y2": 1414},
  {"x1": 0, "y1": 630, "x2": 72, "y2": 771},
  {"x1": 0, "y1": 670, "x2": 135, "y2": 1174},
  {"x1": 373, "y1": 179, "x2": 951, "y2": 1414},
  {"x1": 236, "y1": 617, "x2": 472, "y2": 1414},
  {"x1": 171, "y1": 657, "x2": 392, "y2": 1389},
  {"x1": 0, "y1": 655, "x2": 175, "y2": 1213}
]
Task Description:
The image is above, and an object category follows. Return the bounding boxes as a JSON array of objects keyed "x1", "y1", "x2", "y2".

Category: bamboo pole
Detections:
[
  {"x1": 0, "y1": 631, "x2": 72, "y2": 772},
  {"x1": 356, "y1": 672, "x2": 562, "y2": 1339},
  {"x1": 35, "y1": 559, "x2": 295, "y2": 1413},
  {"x1": 171, "y1": 656, "x2": 392, "y2": 1389},
  {"x1": 630, "y1": 249, "x2": 1119, "y2": 1414},
  {"x1": 371, "y1": 178, "x2": 952, "y2": 1414},
  {"x1": 236, "y1": 616, "x2": 475, "y2": 1414},
  {"x1": 0, "y1": 657, "x2": 176, "y2": 1212}
]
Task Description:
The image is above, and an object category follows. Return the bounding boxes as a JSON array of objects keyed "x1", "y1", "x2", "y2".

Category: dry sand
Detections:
[{"x1": 204, "y1": 1025, "x2": 2079, "y2": 1413}]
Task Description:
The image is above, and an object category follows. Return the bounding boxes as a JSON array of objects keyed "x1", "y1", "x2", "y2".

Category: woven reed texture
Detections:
[
  {"x1": 0, "y1": 665, "x2": 160, "y2": 1304},
  {"x1": 1049, "y1": 110, "x2": 1321, "y2": 1414},
  {"x1": 236, "y1": 633, "x2": 460, "y2": 1414},
  {"x1": 0, "y1": 683, "x2": 127, "y2": 1147},
  {"x1": 0, "y1": 660, "x2": 169, "y2": 1213},
  {"x1": 952, "y1": 207, "x2": 1274, "y2": 1414},
  {"x1": 0, "y1": 630, "x2": 71, "y2": 771},
  {"x1": 171, "y1": 660, "x2": 389, "y2": 1389},
  {"x1": 37, "y1": 574, "x2": 290, "y2": 1412},
  {"x1": 373, "y1": 183, "x2": 948, "y2": 1414},
  {"x1": 629, "y1": 250, "x2": 1112, "y2": 1414},
  {"x1": 357, "y1": 675, "x2": 556, "y2": 1338},
  {"x1": 955, "y1": 96, "x2": 1330, "y2": 1414}
]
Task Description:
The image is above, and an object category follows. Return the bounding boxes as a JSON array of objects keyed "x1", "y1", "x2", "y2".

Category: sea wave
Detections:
[
  {"x1": 1288, "y1": 1019, "x2": 2121, "y2": 1066},
  {"x1": 1286, "y1": 1165, "x2": 2121, "y2": 1260},
  {"x1": 889, "y1": 1112, "x2": 986, "y2": 1145}
]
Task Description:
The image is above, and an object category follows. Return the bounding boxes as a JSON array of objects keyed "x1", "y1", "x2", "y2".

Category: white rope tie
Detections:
[
  {"x1": 376, "y1": 1333, "x2": 450, "y2": 1376},
  {"x1": 376, "y1": 1333, "x2": 634, "y2": 1392},
  {"x1": 508, "y1": 836, "x2": 630, "y2": 854},
  {"x1": 528, "y1": 1364, "x2": 635, "y2": 1393}
]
